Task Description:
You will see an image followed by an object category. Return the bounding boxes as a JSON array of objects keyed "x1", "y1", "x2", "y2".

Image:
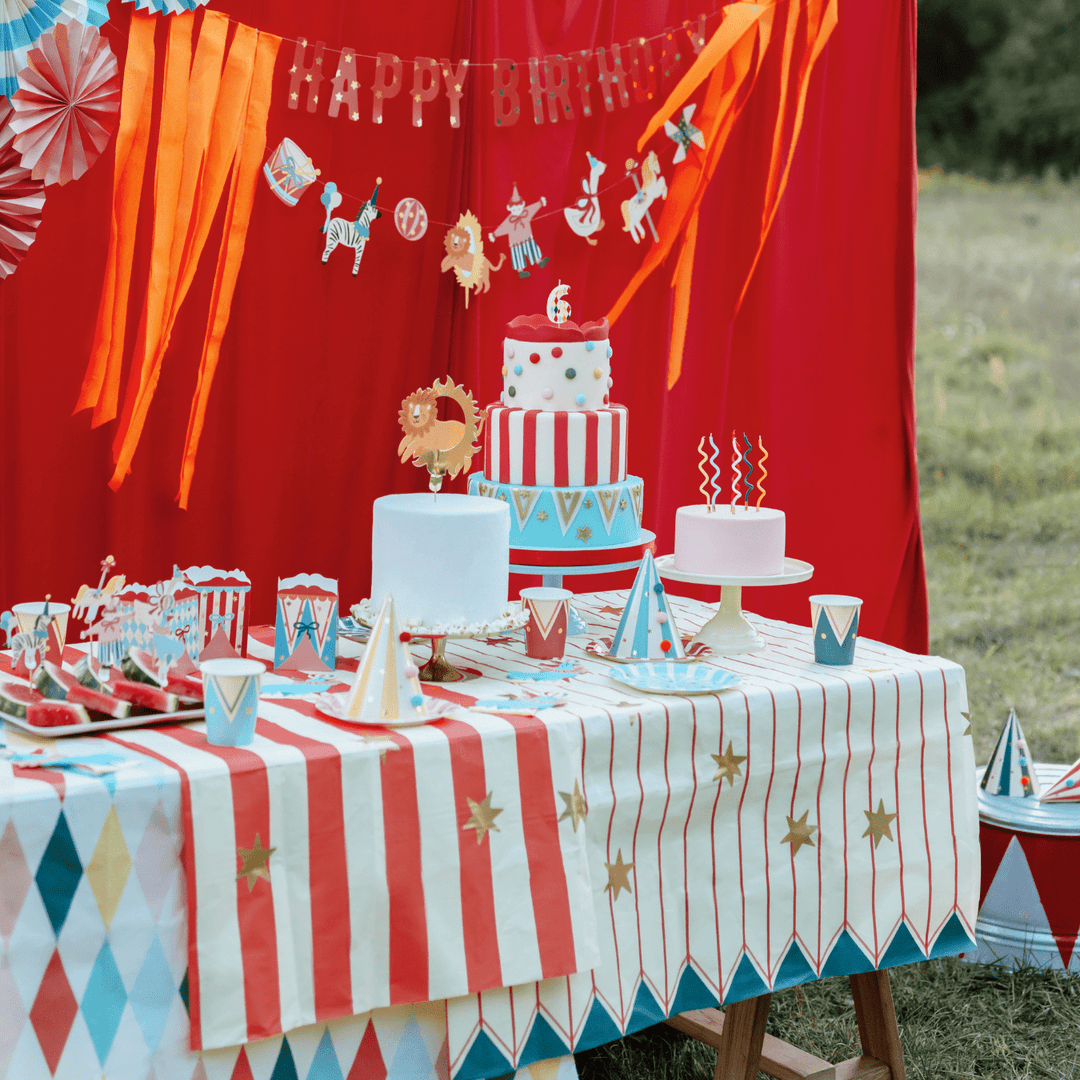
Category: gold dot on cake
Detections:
[
  {"x1": 502, "y1": 366, "x2": 507, "y2": 376},
  {"x1": 594, "y1": 367, "x2": 603, "y2": 379}
]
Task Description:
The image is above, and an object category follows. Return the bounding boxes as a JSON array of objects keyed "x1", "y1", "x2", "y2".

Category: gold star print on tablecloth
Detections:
[
  {"x1": 780, "y1": 811, "x2": 817, "y2": 855},
  {"x1": 711, "y1": 741, "x2": 747, "y2": 786},
  {"x1": 237, "y1": 834, "x2": 275, "y2": 892},
  {"x1": 558, "y1": 781, "x2": 587, "y2": 832},
  {"x1": 464, "y1": 792, "x2": 503, "y2": 844},
  {"x1": 605, "y1": 849, "x2": 634, "y2": 900},
  {"x1": 862, "y1": 800, "x2": 898, "y2": 848}
]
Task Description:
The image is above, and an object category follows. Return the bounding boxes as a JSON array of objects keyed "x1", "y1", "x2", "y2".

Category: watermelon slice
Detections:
[
  {"x1": 66, "y1": 683, "x2": 132, "y2": 721},
  {"x1": 120, "y1": 649, "x2": 166, "y2": 687},
  {"x1": 33, "y1": 661, "x2": 79, "y2": 701},
  {"x1": 27, "y1": 700, "x2": 92, "y2": 727},
  {"x1": 108, "y1": 677, "x2": 180, "y2": 714},
  {"x1": 0, "y1": 681, "x2": 45, "y2": 719},
  {"x1": 74, "y1": 654, "x2": 111, "y2": 694},
  {"x1": 165, "y1": 673, "x2": 203, "y2": 703}
]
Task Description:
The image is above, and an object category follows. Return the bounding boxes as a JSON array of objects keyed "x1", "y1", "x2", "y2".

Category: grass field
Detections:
[{"x1": 575, "y1": 175, "x2": 1080, "y2": 1079}]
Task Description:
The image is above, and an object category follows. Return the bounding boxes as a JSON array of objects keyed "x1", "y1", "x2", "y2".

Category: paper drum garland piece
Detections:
[
  {"x1": 263, "y1": 138, "x2": 319, "y2": 205},
  {"x1": 0, "y1": 102, "x2": 46, "y2": 280},
  {"x1": 0, "y1": 0, "x2": 88, "y2": 99},
  {"x1": 394, "y1": 197, "x2": 427, "y2": 240},
  {"x1": 9, "y1": 22, "x2": 120, "y2": 186}
]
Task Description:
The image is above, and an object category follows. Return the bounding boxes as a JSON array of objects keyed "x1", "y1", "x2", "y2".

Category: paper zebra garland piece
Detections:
[
  {"x1": 489, "y1": 181, "x2": 549, "y2": 279},
  {"x1": 321, "y1": 176, "x2": 382, "y2": 275},
  {"x1": 608, "y1": 550, "x2": 686, "y2": 659},
  {"x1": 441, "y1": 209, "x2": 504, "y2": 306},
  {"x1": 563, "y1": 152, "x2": 606, "y2": 245},
  {"x1": 263, "y1": 137, "x2": 320, "y2": 205},
  {"x1": 274, "y1": 573, "x2": 338, "y2": 671},
  {"x1": 621, "y1": 151, "x2": 666, "y2": 244}
]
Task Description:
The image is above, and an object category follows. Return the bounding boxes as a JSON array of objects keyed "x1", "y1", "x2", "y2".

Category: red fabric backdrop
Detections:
[{"x1": 0, "y1": 0, "x2": 927, "y2": 651}]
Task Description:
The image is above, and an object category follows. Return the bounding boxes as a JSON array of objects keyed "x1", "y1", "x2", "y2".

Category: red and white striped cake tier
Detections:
[{"x1": 483, "y1": 404, "x2": 628, "y2": 487}]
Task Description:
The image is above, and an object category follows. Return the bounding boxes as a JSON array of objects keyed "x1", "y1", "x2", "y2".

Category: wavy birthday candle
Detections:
[
  {"x1": 756, "y1": 436, "x2": 769, "y2": 509},
  {"x1": 731, "y1": 430, "x2": 741, "y2": 514},
  {"x1": 697, "y1": 436, "x2": 712, "y2": 509},
  {"x1": 708, "y1": 433, "x2": 722, "y2": 511},
  {"x1": 742, "y1": 432, "x2": 754, "y2": 506}
]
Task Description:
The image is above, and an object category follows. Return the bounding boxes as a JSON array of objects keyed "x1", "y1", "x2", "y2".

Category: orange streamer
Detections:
[
  {"x1": 177, "y1": 31, "x2": 280, "y2": 508},
  {"x1": 75, "y1": 11, "x2": 157, "y2": 425},
  {"x1": 607, "y1": 0, "x2": 838, "y2": 390}
]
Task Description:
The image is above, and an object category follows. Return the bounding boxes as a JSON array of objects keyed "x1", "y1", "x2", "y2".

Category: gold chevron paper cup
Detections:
[{"x1": 202, "y1": 658, "x2": 264, "y2": 746}]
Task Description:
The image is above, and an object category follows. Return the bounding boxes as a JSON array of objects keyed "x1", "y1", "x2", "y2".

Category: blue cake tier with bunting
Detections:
[{"x1": 468, "y1": 473, "x2": 645, "y2": 549}]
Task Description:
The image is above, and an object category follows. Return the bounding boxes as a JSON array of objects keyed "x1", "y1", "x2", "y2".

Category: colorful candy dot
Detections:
[
  {"x1": 594, "y1": 367, "x2": 603, "y2": 379},
  {"x1": 542, "y1": 388, "x2": 554, "y2": 399},
  {"x1": 501, "y1": 365, "x2": 507, "y2": 376},
  {"x1": 606, "y1": 345, "x2": 613, "y2": 358},
  {"x1": 506, "y1": 345, "x2": 515, "y2": 359},
  {"x1": 552, "y1": 346, "x2": 563, "y2": 358},
  {"x1": 565, "y1": 367, "x2": 576, "y2": 379},
  {"x1": 607, "y1": 376, "x2": 613, "y2": 387},
  {"x1": 576, "y1": 394, "x2": 586, "y2": 405},
  {"x1": 508, "y1": 385, "x2": 517, "y2": 397},
  {"x1": 410, "y1": 694, "x2": 424, "y2": 707},
  {"x1": 604, "y1": 394, "x2": 610, "y2": 404},
  {"x1": 513, "y1": 364, "x2": 522, "y2": 375},
  {"x1": 399, "y1": 632, "x2": 411, "y2": 642},
  {"x1": 404, "y1": 664, "x2": 419, "y2": 678},
  {"x1": 529, "y1": 352, "x2": 541, "y2": 364},
  {"x1": 585, "y1": 341, "x2": 595, "y2": 352},
  {"x1": 660, "y1": 639, "x2": 672, "y2": 652}
]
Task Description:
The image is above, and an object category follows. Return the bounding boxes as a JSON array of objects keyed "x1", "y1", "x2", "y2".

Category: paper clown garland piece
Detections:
[
  {"x1": 321, "y1": 177, "x2": 382, "y2": 275},
  {"x1": 394, "y1": 196, "x2": 428, "y2": 240},
  {"x1": 397, "y1": 377, "x2": 484, "y2": 492},
  {"x1": 608, "y1": 550, "x2": 686, "y2": 660},
  {"x1": 488, "y1": 182, "x2": 549, "y2": 278},
  {"x1": 621, "y1": 152, "x2": 667, "y2": 244},
  {"x1": 0, "y1": 101, "x2": 47, "y2": 280},
  {"x1": 343, "y1": 595, "x2": 427, "y2": 723},
  {"x1": 9, "y1": 22, "x2": 121, "y2": 187},
  {"x1": 441, "y1": 209, "x2": 504, "y2": 306},
  {"x1": 981, "y1": 708, "x2": 1041, "y2": 799},
  {"x1": 563, "y1": 152, "x2": 606, "y2": 245},
  {"x1": 664, "y1": 103, "x2": 705, "y2": 164},
  {"x1": 263, "y1": 138, "x2": 320, "y2": 205},
  {"x1": 274, "y1": 573, "x2": 338, "y2": 671}
]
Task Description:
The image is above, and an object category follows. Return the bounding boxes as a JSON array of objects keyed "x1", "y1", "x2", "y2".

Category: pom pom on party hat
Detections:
[
  {"x1": 608, "y1": 550, "x2": 685, "y2": 660},
  {"x1": 343, "y1": 594, "x2": 427, "y2": 722},
  {"x1": 980, "y1": 708, "x2": 1040, "y2": 799}
]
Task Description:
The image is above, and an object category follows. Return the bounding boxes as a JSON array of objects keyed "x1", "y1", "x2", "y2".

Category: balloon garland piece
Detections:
[{"x1": 9, "y1": 21, "x2": 120, "y2": 187}]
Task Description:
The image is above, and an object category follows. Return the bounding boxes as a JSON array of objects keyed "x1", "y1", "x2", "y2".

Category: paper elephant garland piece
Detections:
[{"x1": 321, "y1": 177, "x2": 382, "y2": 275}]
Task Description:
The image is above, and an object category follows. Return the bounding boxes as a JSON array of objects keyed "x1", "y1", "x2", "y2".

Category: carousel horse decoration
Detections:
[
  {"x1": 621, "y1": 151, "x2": 667, "y2": 244},
  {"x1": 397, "y1": 378, "x2": 485, "y2": 492},
  {"x1": 321, "y1": 177, "x2": 382, "y2": 275}
]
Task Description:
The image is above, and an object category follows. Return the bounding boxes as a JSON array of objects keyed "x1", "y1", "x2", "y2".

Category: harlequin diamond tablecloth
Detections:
[{"x1": 0, "y1": 591, "x2": 980, "y2": 1080}]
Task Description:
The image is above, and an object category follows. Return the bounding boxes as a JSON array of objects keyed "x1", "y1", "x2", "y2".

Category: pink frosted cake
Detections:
[{"x1": 673, "y1": 505, "x2": 786, "y2": 577}]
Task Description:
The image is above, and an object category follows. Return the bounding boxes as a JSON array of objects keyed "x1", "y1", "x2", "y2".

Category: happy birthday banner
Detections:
[{"x1": 285, "y1": 14, "x2": 715, "y2": 127}]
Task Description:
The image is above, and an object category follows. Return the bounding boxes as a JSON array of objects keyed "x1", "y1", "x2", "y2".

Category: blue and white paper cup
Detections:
[
  {"x1": 201, "y1": 658, "x2": 264, "y2": 746},
  {"x1": 810, "y1": 595, "x2": 863, "y2": 666}
]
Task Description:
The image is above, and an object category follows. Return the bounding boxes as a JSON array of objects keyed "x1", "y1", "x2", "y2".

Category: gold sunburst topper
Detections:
[{"x1": 397, "y1": 377, "x2": 485, "y2": 493}]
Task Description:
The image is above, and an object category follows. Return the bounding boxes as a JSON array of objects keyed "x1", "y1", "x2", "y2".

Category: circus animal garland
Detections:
[
  {"x1": 440, "y1": 210, "x2": 504, "y2": 307},
  {"x1": 563, "y1": 152, "x2": 606, "y2": 245},
  {"x1": 621, "y1": 151, "x2": 667, "y2": 243},
  {"x1": 322, "y1": 177, "x2": 382, "y2": 274},
  {"x1": 397, "y1": 378, "x2": 484, "y2": 491}
]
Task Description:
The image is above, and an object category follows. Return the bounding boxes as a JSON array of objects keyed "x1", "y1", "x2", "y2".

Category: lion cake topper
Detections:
[{"x1": 398, "y1": 378, "x2": 485, "y2": 493}]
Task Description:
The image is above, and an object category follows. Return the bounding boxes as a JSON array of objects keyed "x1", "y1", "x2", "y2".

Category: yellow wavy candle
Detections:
[{"x1": 756, "y1": 436, "x2": 769, "y2": 509}]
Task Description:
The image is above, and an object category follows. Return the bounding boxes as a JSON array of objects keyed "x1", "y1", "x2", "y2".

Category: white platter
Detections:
[
  {"x1": 1, "y1": 707, "x2": 206, "y2": 739},
  {"x1": 654, "y1": 554, "x2": 814, "y2": 587}
]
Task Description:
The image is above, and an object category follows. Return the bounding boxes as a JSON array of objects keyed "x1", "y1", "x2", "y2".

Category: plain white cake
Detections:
[
  {"x1": 674, "y1": 505, "x2": 786, "y2": 577},
  {"x1": 370, "y1": 493, "x2": 510, "y2": 626}
]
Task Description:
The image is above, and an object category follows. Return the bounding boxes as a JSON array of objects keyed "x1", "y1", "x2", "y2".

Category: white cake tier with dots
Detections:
[
  {"x1": 674, "y1": 504, "x2": 787, "y2": 577},
  {"x1": 371, "y1": 493, "x2": 510, "y2": 626},
  {"x1": 500, "y1": 313, "x2": 613, "y2": 411}
]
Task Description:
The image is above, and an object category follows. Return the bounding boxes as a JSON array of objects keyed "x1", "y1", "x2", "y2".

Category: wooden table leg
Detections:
[
  {"x1": 838, "y1": 971, "x2": 907, "y2": 1080},
  {"x1": 712, "y1": 993, "x2": 772, "y2": 1080}
]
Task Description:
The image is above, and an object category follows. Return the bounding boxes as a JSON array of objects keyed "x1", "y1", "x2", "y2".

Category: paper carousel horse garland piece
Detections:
[
  {"x1": 397, "y1": 377, "x2": 484, "y2": 493},
  {"x1": 320, "y1": 176, "x2": 382, "y2": 275},
  {"x1": 621, "y1": 151, "x2": 666, "y2": 244}
]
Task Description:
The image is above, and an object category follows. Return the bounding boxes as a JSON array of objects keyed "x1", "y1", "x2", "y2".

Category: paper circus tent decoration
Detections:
[
  {"x1": 120, "y1": 0, "x2": 210, "y2": 14},
  {"x1": 1040, "y1": 757, "x2": 1080, "y2": 803},
  {"x1": 0, "y1": 101, "x2": 46, "y2": 280},
  {"x1": 9, "y1": 21, "x2": 120, "y2": 187},
  {"x1": 344, "y1": 595, "x2": 427, "y2": 723},
  {"x1": 981, "y1": 708, "x2": 1041, "y2": 799},
  {"x1": 608, "y1": 550, "x2": 685, "y2": 660},
  {"x1": 0, "y1": 0, "x2": 88, "y2": 98}
]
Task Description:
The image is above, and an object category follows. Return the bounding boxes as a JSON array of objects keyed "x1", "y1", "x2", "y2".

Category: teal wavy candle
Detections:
[
  {"x1": 708, "y1": 433, "x2": 722, "y2": 510},
  {"x1": 742, "y1": 432, "x2": 753, "y2": 505}
]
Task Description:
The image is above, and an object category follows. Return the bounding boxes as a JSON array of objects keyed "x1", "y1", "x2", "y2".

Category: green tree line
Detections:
[{"x1": 918, "y1": 0, "x2": 1080, "y2": 177}]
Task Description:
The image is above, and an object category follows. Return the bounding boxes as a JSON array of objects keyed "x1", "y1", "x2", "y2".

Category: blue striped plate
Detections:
[{"x1": 606, "y1": 662, "x2": 741, "y2": 696}]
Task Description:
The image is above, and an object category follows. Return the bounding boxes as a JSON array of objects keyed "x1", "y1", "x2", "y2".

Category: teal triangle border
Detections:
[
  {"x1": 929, "y1": 912, "x2": 977, "y2": 959},
  {"x1": 518, "y1": 1013, "x2": 570, "y2": 1068},
  {"x1": 820, "y1": 929, "x2": 876, "y2": 978},
  {"x1": 455, "y1": 1029, "x2": 514, "y2": 1080},
  {"x1": 773, "y1": 940, "x2": 817, "y2": 990},
  {"x1": 671, "y1": 964, "x2": 720, "y2": 1015},
  {"x1": 880, "y1": 922, "x2": 927, "y2": 968},
  {"x1": 723, "y1": 953, "x2": 770, "y2": 1004}
]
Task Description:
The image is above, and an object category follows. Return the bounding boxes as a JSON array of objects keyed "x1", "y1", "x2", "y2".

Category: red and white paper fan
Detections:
[
  {"x1": 0, "y1": 0, "x2": 89, "y2": 100},
  {"x1": 8, "y1": 21, "x2": 119, "y2": 187},
  {"x1": 0, "y1": 100, "x2": 46, "y2": 279}
]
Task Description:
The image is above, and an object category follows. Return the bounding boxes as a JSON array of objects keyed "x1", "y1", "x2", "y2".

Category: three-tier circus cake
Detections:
[{"x1": 467, "y1": 313, "x2": 649, "y2": 571}]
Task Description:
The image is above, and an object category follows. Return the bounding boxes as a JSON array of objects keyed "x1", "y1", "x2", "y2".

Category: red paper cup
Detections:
[{"x1": 521, "y1": 587, "x2": 572, "y2": 661}]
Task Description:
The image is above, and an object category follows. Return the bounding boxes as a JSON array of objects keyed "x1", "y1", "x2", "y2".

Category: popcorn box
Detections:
[
  {"x1": 274, "y1": 573, "x2": 338, "y2": 671},
  {"x1": 180, "y1": 566, "x2": 252, "y2": 658}
]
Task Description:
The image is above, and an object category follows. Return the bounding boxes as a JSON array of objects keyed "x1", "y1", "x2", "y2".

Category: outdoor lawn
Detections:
[{"x1": 576, "y1": 174, "x2": 1080, "y2": 1079}]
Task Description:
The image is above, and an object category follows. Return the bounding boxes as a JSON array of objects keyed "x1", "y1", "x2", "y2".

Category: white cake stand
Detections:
[{"x1": 655, "y1": 554, "x2": 814, "y2": 654}]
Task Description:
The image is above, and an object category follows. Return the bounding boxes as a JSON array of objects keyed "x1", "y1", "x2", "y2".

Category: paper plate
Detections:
[
  {"x1": 311, "y1": 692, "x2": 466, "y2": 727},
  {"x1": 605, "y1": 662, "x2": 740, "y2": 696}
]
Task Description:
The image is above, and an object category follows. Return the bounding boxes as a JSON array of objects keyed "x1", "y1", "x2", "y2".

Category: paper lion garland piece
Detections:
[
  {"x1": 397, "y1": 377, "x2": 484, "y2": 492},
  {"x1": 440, "y1": 209, "x2": 504, "y2": 307}
]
